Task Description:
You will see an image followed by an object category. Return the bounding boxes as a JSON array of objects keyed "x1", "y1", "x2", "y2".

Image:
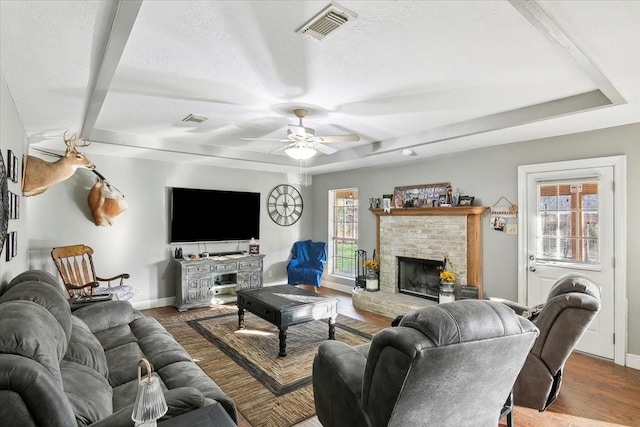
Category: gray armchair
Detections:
[
  {"x1": 494, "y1": 273, "x2": 601, "y2": 411},
  {"x1": 312, "y1": 300, "x2": 539, "y2": 427}
]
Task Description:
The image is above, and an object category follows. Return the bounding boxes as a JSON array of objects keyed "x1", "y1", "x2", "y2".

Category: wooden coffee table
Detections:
[{"x1": 236, "y1": 285, "x2": 338, "y2": 357}]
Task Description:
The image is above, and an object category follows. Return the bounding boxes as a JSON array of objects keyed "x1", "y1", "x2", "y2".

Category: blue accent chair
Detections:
[{"x1": 287, "y1": 240, "x2": 328, "y2": 288}]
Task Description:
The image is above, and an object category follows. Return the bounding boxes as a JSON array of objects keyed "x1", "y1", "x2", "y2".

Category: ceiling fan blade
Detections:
[
  {"x1": 270, "y1": 144, "x2": 291, "y2": 154},
  {"x1": 314, "y1": 134, "x2": 360, "y2": 143},
  {"x1": 314, "y1": 143, "x2": 338, "y2": 155}
]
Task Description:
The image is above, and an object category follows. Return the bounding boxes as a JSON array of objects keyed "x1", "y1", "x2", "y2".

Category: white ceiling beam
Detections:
[
  {"x1": 81, "y1": 0, "x2": 143, "y2": 139},
  {"x1": 509, "y1": 0, "x2": 625, "y2": 105}
]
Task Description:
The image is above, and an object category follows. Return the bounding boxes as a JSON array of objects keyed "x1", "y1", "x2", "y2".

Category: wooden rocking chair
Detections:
[{"x1": 51, "y1": 244, "x2": 134, "y2": 300}]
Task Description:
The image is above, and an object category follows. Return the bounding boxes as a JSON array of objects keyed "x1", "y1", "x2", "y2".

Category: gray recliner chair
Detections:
[
  {"x1": 493, "y1": 273, "x2": 601, "y2": 411},
  {"x1": 312, "y1": 300, "x2": 539, "y2": 427}
]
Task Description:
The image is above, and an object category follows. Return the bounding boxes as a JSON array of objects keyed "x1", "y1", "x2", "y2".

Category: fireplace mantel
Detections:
[
  {"x1": 369, "y1": 206, "x2": 487, "y2": 217},
  {"x1": 370, "y1": 206, "x2": 489, "y2": 298}
]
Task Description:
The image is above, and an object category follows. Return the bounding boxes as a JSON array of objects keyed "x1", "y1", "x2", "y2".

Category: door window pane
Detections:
[{"x1": 536, "y1": 181, "x2": 599, "y2": 265}]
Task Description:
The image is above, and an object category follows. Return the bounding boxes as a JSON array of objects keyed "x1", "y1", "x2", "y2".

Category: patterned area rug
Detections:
[{"x1": 158, "y1": 305, "x2": 383, "y2": 427}]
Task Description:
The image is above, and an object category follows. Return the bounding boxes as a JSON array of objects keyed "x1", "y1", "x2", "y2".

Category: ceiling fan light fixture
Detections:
[
  {"x1": 288, "y1": 126, "x2": 315, "y2": 139},
  {"x1": 285, "y1": 145, "x2": 317, "y2": 160}
]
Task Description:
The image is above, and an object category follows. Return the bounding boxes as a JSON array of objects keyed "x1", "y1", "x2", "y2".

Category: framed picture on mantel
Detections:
[{"x1": 393, "y1": 182, "x2": 450, "y2": 208}]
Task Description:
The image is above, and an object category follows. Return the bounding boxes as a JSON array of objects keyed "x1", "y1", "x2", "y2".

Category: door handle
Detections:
[{"x1": 529, "y1": 266, "x2": 536, "y2": 272}]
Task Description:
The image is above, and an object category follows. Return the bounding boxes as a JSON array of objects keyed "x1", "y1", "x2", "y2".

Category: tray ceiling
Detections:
[{"x1": 1, "y1": 0, "x2": 639, "y2": 176}]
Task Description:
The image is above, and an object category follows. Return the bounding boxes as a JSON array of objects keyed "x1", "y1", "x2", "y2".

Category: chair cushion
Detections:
[
  {"x1": 399, "y1": 299, "x2": 531, "y2": 345},
  {"x1": 547, "y1": 273, "x2": 600, "y2": 300}
]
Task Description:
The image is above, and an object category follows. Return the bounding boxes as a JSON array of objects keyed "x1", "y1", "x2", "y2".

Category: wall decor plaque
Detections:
[{"x1": 393, "y1": 182, "x2": 450, "y2": 208}]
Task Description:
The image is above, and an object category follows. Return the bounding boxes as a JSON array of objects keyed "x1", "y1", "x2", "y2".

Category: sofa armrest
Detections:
[
  {"x1": 72, "y1": 301, "x2": 142, "y2": 333},
  {"x1": 90, "y1": 387, "x2": 207, "y2": 427},
  {"x1": 312, "y1": 340, "x2": 369, "y2": 427}
]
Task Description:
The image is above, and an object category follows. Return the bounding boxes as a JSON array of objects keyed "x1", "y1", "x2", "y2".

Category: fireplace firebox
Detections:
[{"x1": 397, "y1": 256, "x2": 445, "y2": 302}]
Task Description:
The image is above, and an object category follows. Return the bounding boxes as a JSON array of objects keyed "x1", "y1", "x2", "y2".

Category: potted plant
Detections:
[
  {"x1": 363, "y1": 256, "x2": 380, "y2": 291},
  {"x1": 438, "y1": 255, "x2": 456, "y2": 302}
]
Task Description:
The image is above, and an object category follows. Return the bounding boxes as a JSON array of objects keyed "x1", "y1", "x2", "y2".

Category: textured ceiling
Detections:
[{"x1": 1, "y1": 0, "x2": 639, "y2": 177}]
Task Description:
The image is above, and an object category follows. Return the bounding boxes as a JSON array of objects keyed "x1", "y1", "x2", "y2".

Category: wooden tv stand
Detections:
[{"x1": 174, "y1": 254, "x2": 265, "y2": 311}]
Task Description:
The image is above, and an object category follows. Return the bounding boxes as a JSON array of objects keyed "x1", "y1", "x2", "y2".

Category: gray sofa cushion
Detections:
[
  {"x1": 136, "y1": 321, "x2": 193, "y2": 369},
  {"x1": 158, "y1": 361, "x2": 237, "y2": 421},
  {"x1": 4, "y1": 269, "x2": 66, "y2": 296},
  {"x1": 65, "y1": 316, "x2": 109, "y2": 378},
  {"x1": 105, "y1": 342, "x2": 146, "y2": 387},
  {"x1": 61, "y1": 360, "x2": 113, "y2": 426},
  {"x1": 0, "y1": 301, "x2": 67, "y2": 383},
  {"x1": 73, "y1": 300, "x2": 143, "y2": 333},
  {"x1": 94, "y1": 323, "x2": 139, "y2": 352},
  {"x1": 0, "y1": 281, "x2": 73, "y2": 342},
  {"x1": 0, "y1": 354, "x2": 76, "y2": 426}
]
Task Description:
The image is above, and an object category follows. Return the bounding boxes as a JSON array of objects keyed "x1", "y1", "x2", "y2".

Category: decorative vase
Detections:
[
  {"x1": 366, "y1": 269, "x2": 379, "y2": 292},
  {"x1": 439, "y1": 281, "x2": 455, "y2": 303}
]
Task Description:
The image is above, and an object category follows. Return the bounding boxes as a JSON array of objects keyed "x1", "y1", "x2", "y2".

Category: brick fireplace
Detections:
[{"x1": 352, "y1": 206, "x2": 488, "y2": 318}]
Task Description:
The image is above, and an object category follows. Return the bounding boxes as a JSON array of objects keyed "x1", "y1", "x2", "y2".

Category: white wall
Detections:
[
  {"x1": 312, "y1": 123, "x2": 640, "y2": 355},
  {"x1": 0, "y1": 72, "x2": 29, "y2": 284},
  {"x1": 25, "y1": 154, "x2": 313, "y2": 306}
]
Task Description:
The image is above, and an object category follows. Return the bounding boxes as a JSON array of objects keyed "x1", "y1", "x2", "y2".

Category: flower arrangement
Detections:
[
  {"x1": 363, "y1": 257, "x2": 379, "y2": 272},
  {"x1": 438, "y1": 254, "x2": 456, "y2": 283},
  {"x1": 439, "y1": 270, "x2": 456, "y2": 283}
]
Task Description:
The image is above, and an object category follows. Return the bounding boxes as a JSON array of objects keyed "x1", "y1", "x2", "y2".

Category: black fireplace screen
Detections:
[{"x1": 397, "y1": 256, "x2": 445, "y2": 301}]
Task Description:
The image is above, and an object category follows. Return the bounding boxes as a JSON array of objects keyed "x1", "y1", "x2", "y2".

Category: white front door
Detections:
[{"x1": 518, "y1": 156, "x2": 626, "y2": 363}]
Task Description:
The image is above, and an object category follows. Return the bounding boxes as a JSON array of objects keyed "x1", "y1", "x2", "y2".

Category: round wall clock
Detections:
[{"x1": 267, "y1": 184, "x2": 303, "y2": 226}]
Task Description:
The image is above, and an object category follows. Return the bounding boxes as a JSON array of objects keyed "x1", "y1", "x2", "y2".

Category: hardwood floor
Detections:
[{"x1": 143, "y1": 287, "x2": 640, "y2": 427}]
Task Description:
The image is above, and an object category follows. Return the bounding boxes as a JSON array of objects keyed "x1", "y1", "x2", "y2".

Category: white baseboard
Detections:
[
  {"x1": 321, "y1": 280, "x2": 354, "y2": 294},
  {"x1": 131, "y1": 297, "x2": 175, "y2": 310},
  {"x1": 626, "y1": 353, "x2": 640, "y2": 370}
]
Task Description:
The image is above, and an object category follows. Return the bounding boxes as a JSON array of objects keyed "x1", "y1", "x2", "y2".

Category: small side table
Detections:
[{"x1": 158, "y1": 403, "x2": 236, "y2": 427}]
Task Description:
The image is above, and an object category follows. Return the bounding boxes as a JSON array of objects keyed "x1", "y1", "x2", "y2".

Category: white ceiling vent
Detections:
[
  {"x1": 182, "y1": 114, "x2": 208, "y2": 124},
  {"x1": 297, "y1": 4, "x2": 357, "y2": 41}
]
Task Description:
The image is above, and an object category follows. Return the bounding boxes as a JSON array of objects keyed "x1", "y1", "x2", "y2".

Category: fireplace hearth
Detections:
[
  {"x1": 351, "y1": 206, "x2": 487, "y2": 318},
  {"x1": 397, "y1": 256, "x2": 445, "y2": 302}
]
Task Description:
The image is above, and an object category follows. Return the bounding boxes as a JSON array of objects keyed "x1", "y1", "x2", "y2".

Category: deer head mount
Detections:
[{"x1": 22, "y1": 131, "x2": 95, "y2": 196}]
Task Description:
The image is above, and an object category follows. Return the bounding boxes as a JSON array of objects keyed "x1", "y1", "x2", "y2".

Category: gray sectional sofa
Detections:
[{"x1": 0, "y1": 270, "x2": 236, "y2": 426}]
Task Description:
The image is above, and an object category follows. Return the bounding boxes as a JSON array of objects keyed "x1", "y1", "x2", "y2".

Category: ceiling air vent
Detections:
[
  {"x1": 182, "y1": 114, "x2": 208, "y2": 124},
  {"x1": 297, "y1": 4, "x2": 357, "y2": 41}
]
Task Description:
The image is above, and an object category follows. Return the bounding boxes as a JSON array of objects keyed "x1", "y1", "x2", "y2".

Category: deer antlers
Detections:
[{"x1": 63, "y1": 130, "x2": 90, "y2": 151}]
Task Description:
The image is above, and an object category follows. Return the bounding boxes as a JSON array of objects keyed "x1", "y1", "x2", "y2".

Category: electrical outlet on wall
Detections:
[
  {"x1": 134, "y1": 288, "x2": 142, "y2": 295},
  {"x1": 267, "y1": 270, "x2": 273, "y2": 278},
  {"x1": 506, "y1": 223, "x2": 518, "y2": 235}
]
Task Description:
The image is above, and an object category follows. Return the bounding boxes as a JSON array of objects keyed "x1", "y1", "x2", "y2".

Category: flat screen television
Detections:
[{"x1": 170, "y1": 187, "x2": 260, "y2": 243}]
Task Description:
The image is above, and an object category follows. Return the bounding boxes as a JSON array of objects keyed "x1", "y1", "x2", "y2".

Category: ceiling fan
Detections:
[{"x1": 241, "y1": 108, "x2": 360, "y2": 160}]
